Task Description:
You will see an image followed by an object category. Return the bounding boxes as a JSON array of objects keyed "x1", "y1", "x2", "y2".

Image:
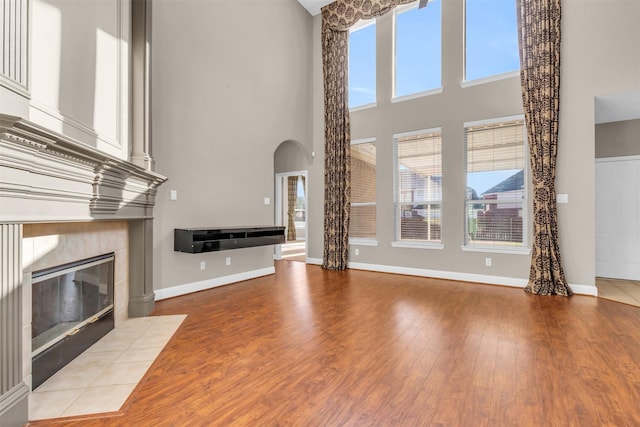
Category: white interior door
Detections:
[{"x1": 596, "y1": 156, "x2": 640, "y2": 280}]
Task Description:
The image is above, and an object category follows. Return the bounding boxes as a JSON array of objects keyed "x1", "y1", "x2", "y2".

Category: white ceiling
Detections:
[{"x1": 297, "y1": 0, "x2": 333, "y2": 16}]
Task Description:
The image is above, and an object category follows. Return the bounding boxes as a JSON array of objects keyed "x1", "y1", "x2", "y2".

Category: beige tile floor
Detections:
[
  {"x1": 29, "y1": 314, "x2": 186, "y2": 421},
  {"x1": 597, "y1": 277, "x2": 640, "y2": 307}
]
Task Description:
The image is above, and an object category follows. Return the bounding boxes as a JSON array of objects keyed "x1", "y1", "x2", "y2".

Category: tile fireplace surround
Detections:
[{"x1": 0, "y1": 115, "x2": 167, "y2": 426}]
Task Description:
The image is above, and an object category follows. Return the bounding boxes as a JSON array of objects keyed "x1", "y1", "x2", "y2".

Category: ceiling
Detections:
[{"x1": 297, "y1": 0, "x2": 333, "y2": 16}]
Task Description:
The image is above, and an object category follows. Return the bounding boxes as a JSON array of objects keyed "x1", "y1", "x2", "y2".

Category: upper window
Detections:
[
  {"x1": 394, "y1": 0, "x2": 442, "y2": 98},
  {"x1": 350, "y1": 138, "x2": 377, "y2": 240},
  {"x1": 349, "y1": 20, "x2": 376, "y2": 109},
  {"x1": 464, "y1": 117, "x2": 526, "y2": 248},
  {"x1": 394, "y1": 128, "x2": 442, "y2": 242},
  {"x1": 465, "y1": 0, "x2": 519, "y2": 82}
]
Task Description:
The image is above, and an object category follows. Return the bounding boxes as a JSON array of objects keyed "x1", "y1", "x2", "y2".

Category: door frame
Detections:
[{"x1": 275, "y1": 170, "x2": 308, "y2": 260}]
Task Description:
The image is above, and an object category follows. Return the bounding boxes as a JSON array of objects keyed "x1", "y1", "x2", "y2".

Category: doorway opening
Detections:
[
  {"x1": 594, "y1": 91, "x2": 640, "y2": 306},
  {"x1": 275, "y1": 171, "x2": 308, "y2": 262}
]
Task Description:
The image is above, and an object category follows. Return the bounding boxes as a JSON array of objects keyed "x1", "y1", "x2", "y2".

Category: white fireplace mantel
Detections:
[
  {"x1": 0, "y1": 114, "x2": 167, "y2": 425},
  {"x1": 0, "y1": 114, "x2": 167, "y2": 223}
]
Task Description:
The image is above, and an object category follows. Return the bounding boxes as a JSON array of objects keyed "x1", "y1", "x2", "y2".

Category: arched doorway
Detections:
[{"x1": 274, "y1": 140, "x2": 313, "y2": 262}]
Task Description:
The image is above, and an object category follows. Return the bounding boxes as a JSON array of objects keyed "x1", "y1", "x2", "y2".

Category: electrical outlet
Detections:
[
  {"x1": 354, "y1": 248, "x2": 359, "y2": 256},
  {"x1": 485, "y1": 258, "x2": 492, "y2": 267},
  {"x1": 170, "y1": 190, "x2": 178, "y2": 201},
  {"x1": 200, "y1": 261, "x2": 206, "y2": 270},
  {"x1": 226, "y1": 257, "x2": 231, "y2": 266}
]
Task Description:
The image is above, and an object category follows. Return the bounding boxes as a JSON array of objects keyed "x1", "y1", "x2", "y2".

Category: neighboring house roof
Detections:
[{"x1": 482, "y1": 169, "x2": 524, "y2": 195}]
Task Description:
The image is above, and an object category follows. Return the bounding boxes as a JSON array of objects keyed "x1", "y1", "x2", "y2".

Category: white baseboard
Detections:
[
  {"x1": 154, "y1": 267, "x2": 276, "y2": 301},
  {"x1": 306, "y1": 257, "x2": 323, "y2": 265},
  {"x1": 348, "y1": 261, "x2": 528, "y2": 288},
  {"x1": 348, "y1": 261, "x2": 598, "y2": 296},
  {"x1": 568, "y1": 283, "x2": 598, "y2": 296}
]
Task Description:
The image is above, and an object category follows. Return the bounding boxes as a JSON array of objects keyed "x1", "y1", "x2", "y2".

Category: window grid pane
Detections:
[
  {"x1": 351, "y1": 142, "x2": 376, "y2": 239},
  {"x1": 351, "y1": 205, "x2": 377, "y2": 239},
  {"x1": 349, "y1": 21, "x2": 376, "y2": 108},
  {"x1": 465, "y1": 0, "x2": 519, "y2": 81},
  {"x1": 465, "y1": 119, "x2": 526, "y2": 246},
  {"x1": 395, "y1": 129, "x2": 442, "y2": 242},
  {"x1": 394, "y1": 0, "x2": 442, "y2": 97}
]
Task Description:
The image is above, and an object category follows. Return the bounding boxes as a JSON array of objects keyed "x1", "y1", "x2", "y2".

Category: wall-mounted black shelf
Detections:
[{"x1": 174, "y1": 226, "x2": 286, "y2": 253}]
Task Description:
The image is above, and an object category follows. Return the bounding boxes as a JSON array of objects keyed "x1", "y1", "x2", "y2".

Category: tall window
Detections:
[
  {"x1": 465, "y1": 0, "x2": 519, "y2": 81},
  {"x1": 465, "y1": 117, "x2": 526, "y2": 248},
  {"x1": 394, "y1": 0, "x2": 442, "y2": 98},
  {"x1": 349, "y1": 20, "x2": 376, "y2": 109},
  {"x1": 350, "y1": 138, "x2": 377, "y2": 240},
  {"x1": 394, "y1": 129, "x2": 442, "y2": 243}
]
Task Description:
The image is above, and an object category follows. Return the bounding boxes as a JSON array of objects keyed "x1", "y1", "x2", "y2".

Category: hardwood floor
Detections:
[{"x1": 29, "y1": 261, "x2": 640, "y2": 426}]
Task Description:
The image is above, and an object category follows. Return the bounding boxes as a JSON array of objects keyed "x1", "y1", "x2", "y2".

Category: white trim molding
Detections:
[
  {"x1": 595, "y1": 155, "x2": 640, "y2": 164},
  {"x1": 347, "y1": 261, "x2": 598, "y2": 296},
  {"x1": 569, "y1": 283, "x2": 598, "y2": 297},
  {"x1": 0, "y1": 114, "x2": 167, "y2": 223},
  {"x1": 0, "y1": 0, "x2": 30, "y2": 96},
  {"x1": 154, "y1": 267, "x2": 276, "y2": 301}
]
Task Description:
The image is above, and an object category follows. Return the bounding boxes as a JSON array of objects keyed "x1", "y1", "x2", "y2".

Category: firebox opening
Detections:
[{"x1": 31, "y1": 253, "x2": 115, "y2": 389}]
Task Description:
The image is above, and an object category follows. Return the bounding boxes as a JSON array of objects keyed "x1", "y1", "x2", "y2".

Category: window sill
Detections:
[
  {"x1": 461, "y1": 245, "x2": 531, "y2": 255},
  {"x1": 392, "y1": 241, "x2": 444, "y2": 250},
  {"x1": 460, "y1": 70, "x2": 520, "y2": 88},
  {"x1": 349, "y1": 238, "x2": 378, "y2": 247},
  {"x1": 349, "y1": 102, "x2": 377, "y2": 112},
  {"x1": 391, "y1": 87, "x2": 443, "y2": 104}
]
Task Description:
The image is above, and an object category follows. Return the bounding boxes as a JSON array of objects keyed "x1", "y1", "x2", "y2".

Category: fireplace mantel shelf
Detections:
[{"x1": 0, "y1": 114, "x2": 168, "y2": 223}]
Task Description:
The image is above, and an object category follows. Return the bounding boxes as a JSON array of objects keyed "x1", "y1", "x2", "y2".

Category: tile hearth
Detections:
[{"x1": 29, "y1": 314, "x2": 186, "y2": 421}]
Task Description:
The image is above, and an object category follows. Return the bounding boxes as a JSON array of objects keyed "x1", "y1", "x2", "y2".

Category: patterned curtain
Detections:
[
  {"x1": 287, "y1": 176, "x2": 298, "y2": 241},
  {"x1": 518, "y1": 0, "x2": 571, "y2": 296},
  {"x1": 321, "y1": 0, "x2": 414, "y2": 270}
]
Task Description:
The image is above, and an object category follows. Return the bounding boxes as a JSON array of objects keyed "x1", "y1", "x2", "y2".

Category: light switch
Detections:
[
  {"x1": 264, "y1": 197, "x2": 270, "y2": 205},
  {"x1": 557, "y1": 194, "x2": 568, "y2": 204},
  {"x1": 170, "y1": 190, "x2": 178, "y2": 201}
]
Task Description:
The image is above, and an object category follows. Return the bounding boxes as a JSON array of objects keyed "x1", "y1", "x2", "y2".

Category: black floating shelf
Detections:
[{"x1": 174, "y1": 226, "x2": 286, "y2": 253}]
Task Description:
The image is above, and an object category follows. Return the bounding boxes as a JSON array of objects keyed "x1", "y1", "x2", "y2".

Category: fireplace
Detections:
[
  {"x1": 31, "y1": 253, "x2": 116, "y2": 389},
  {"x1": 1, "y1": 115, "x2": 166, "y2": 425}
]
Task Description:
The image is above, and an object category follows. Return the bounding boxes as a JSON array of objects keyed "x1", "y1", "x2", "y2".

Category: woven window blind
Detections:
[
  {"x1": 351, "y1": 141, "x2": 377, "y2": 239},
  {"x1": 394, "y1": 129, "x2": 442, "y2": 242},
  {"x1": 465, "y1": 118, "x2": 526, "y2": 246}
]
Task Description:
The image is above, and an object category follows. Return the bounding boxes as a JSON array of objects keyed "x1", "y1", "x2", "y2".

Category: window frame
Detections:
[
  {"x1": 392, "y1": 127, "x2": 445, "y2": 250},
  {"x1": 349, "y1": 137, "x2": 378, "y2": 245},
  {"x1": 462, "y1": 115, "x2": 530, "y2": 255}
]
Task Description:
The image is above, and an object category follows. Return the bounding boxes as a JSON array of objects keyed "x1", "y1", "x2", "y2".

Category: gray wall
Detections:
[
  {"x1": 309, "y1": 1, "x2": 530, "y2": 277},
  {"x1": 274, "y1": 140, "x2": 313, "y2": 174},
  {"x1": 595, "y1": 119, "x2": 640, "y2": 159},
  {"x1": 305, "y1": 0, "x2": 640, "y2": 291},
  {"x1": 557, "y1": 0, "x2": 640, "y2": 288},
  {"x1": 151, "y1": 0, "x2": 312, "y2": 291},
  {"x1": 150, "y1": 0, "x2": 640, "y2": 293}
]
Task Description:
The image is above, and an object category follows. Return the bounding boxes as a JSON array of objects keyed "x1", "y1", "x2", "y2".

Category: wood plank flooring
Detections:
[{"x1": 28, "y1": 261, "x2": 640, "y2": 426}]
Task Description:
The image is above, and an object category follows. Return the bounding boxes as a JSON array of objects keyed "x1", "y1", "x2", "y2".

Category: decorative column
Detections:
[
  {"x1": 128, "y1": 219, "x2": 155, "y2": 317},
  {"x1": 130, "y1": 0, "x2": 154, "y2": 170},
  {"x1": 0, "y1": 224, "x2": 29, "y2": 427}
]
